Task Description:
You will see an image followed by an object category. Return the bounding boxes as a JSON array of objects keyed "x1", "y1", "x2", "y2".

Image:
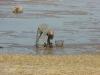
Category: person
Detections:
[
  {"x1": 13, "y1": 4, "x2": 23, "y2": 14},
  {"x1": 36, "y1": 24, "x2": 54, "y2": 48}
]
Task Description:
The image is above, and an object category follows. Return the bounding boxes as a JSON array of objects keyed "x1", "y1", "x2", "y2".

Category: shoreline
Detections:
[{"x1": 0, "y1": 54, "x2": 100, "y2": 75}]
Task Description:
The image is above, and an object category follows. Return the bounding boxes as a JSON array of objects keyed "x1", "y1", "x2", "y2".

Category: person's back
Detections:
[{"x1": 36, "y1": 24, "x2": 54, "y2": 48}]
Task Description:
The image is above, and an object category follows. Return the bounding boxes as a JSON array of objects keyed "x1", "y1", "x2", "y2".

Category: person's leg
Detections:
[
  {"x1": 36, "y1": 29, "x2": 43, "y2": 48},
  {"x1": 47, "y1": 34, "x2": 54, "y2": 47},
  {"x1": 47, "y1": 36, "x2": 51, "y2": 45}
]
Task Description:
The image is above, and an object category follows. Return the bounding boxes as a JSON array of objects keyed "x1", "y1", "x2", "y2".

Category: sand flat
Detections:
[{"x1": 0, "y1": 54, "x2": 100, "y2": 75}]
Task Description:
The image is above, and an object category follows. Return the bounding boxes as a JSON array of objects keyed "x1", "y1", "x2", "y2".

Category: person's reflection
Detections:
[
  {"x1": 43, "y1": 48, "x2": 53, "y2": 55},
  {"x1": 35, "y1": 47, "x2": 53, "y2": 55}
]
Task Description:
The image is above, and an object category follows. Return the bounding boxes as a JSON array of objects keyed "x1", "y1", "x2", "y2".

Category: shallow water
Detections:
[{"x1": 0, "y1": 0, "x2": 100, "y2": 55}]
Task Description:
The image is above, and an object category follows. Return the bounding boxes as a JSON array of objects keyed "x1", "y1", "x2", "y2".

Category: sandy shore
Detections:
[{"x1": 0, "y1": 54, "x2": 100, "y2": 75}]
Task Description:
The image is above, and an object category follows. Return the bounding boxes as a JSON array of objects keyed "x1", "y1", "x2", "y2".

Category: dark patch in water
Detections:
[{"x1": 0, "y1": 46, "x2": 3, "y2": 48}]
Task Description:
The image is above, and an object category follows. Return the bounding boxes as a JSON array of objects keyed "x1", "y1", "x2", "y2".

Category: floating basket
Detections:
[{"x1": 55, "y1": 40, "x2": 64, "y2": 47}]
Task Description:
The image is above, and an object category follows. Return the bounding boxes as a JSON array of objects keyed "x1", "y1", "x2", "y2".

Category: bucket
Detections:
[{"x1": 55, "y1": 40, "x2": 64, "y2": 47}]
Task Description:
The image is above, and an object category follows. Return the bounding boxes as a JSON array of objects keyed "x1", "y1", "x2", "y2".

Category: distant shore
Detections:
[{"x1": 0, "y1": 54, "x2": 100, "y2": 75}]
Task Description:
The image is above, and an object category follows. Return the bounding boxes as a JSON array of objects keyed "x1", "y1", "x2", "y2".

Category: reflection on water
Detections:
[{"x1": 0, "y1": 0, "x2": 100, "y2": 55}]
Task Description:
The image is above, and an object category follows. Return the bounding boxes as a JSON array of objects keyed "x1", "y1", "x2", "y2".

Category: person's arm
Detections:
[{"x1": 36, "y1": 28, "x2": 43, "y2": 47}]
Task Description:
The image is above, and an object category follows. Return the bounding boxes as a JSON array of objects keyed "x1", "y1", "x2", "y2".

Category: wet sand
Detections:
[{"x1": 0, "y1": 54, "x2": 100, "y2": 75}]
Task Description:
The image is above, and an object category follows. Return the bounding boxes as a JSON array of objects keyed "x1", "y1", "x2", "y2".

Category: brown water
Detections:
[{"x1": 0, "y1": 0, "x2": 100, "y2": 55}]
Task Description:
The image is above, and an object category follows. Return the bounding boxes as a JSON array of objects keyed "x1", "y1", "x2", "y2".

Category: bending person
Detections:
[{"x1": 36, "y1": 24, "x2": 54, "y2": 48}]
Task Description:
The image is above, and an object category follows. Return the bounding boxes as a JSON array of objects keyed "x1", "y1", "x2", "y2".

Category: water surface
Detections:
[{"x1": 0, "y1": 0, "x2": 100, "y2": 55}]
